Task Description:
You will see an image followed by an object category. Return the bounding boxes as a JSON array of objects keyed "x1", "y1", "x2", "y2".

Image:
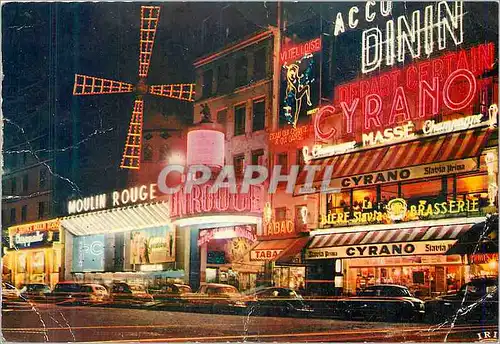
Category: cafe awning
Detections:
[
  {"x1": 446, "y1": 215, "x2": 498, "y2": 256},
  {"x1": 308, "y1": 223, "x2": 474, "y2": 249},
  {"x1": 295, "y1": 127, "x2": 490, "y2": 193},
  {"x1": 61, "y1": 202, "x2": 171, "y2": 236}
]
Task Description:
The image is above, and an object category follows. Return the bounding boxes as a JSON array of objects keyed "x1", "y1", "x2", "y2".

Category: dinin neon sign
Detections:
[{"x1": 314, "y1": 43, "x2": 495, "y2": 141}]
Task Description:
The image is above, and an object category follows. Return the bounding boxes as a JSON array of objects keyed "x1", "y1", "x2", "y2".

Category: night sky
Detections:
[{"x1": 2, "y1": 2, "x2": 498, "y2": 206}]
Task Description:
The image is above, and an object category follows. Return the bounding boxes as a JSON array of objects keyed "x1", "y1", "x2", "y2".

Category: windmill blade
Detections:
[
  {"x1": 120, "y1": 99, "x2": 144, "y2": 170},
  {"x1": 73, "y1": 74, "x2": 133, "y2": 95},
  {"x1": 149, "y1": 84, "x2": 196, "y2": 102},
  {"x1": 138, "y1": 6, "x2": 161, "y2": 78}
]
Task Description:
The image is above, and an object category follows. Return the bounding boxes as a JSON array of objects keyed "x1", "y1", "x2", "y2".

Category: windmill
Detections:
[{"x1": 73, "y1": 6, "x2": 195, "y2": 170}]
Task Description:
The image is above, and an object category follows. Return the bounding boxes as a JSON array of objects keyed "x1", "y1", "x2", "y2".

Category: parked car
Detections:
[
  {"x1": 150, "y1": 283, "x2": 192, "y2": 309},
  {"x1": 339, "y1": 285, "x2": 425, "y2": 321},
  {"x1": 109, "y1": 282, "x2": 154, "y2": 305},
  {"x1": 190, "y1": 283, "x2": 247, "y2": 314},
  {"x1": 425, "y1": 278, "x2": 498, "y2": 324},
  {"x1": 246, "y1": 287, "x2": 313, "y2": 317},
  {"x1": 2, "y1": 282, "x2": 21, "y2": 301},
  {"x1": 49, "y1": 282, "x2": 109, "y2": 305},
  {"x1": 19, "y1": 283, "x2": 52, "y2": 301}
]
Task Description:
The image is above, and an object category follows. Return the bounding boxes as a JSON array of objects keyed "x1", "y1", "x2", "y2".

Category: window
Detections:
[
  {"x1": 12, "y1": 153, "x2": 18, "y2": 168},
  {"x1": 22, "y1": 174, "x2": 28, "y2": 192},
  {"x1": 235, "y1": 55, "x2": 248, "y2": 87},
  {"x1": 217, "y1": 108, "x2": 227, "y2": 126},
  {"x1": 275, "y1": 207, "x2": 287, "y2": 221},
  {"x1": 295, "y1": 204, "x2": 307, "y2": 228},
  {"x1": 202, "y1": 69, "x2": 213, "y2": 98},
  {"x1": 143, "y1": 145, "x2": 153, "y2": 161},
  {"x1": 38, "y1": 202, "x2": 45, "y2": 219},
  {"x1": 23, "y1": 152, "x2": 28, "y2": 165},
  {"x1": 253, "y1": 47, "x2": 267, "y2": 81},
  {"x1": 276, "y1": 152, "x2": 288, "y2": 173},
  {"x1": 352, "y1": 188, "x2": 377, "y2": 212},
  {"x1": 296, "y1": 148, "x2": 305, "y2": 166},
  {"x1": 327, "y1": 192, "x2": 351, "y2": 214},
  {"x1": 233, "y1": 154, "x2": 245, "y2": 177},
  {"x1": 251, "y1": 149, "x2": 265, "y2": 166},
  {"x1": 234, "y1": 105, "x2": 246, "y2": 136},
  {"x1": 252, "y1": 99, "x2": 265, "y2": 131},
  {"x1": 21, "y1": 205, "x2": 27, "y2": 221},
  {"x1": 39, "y1": 169, "x2": 47, "y2": 188},
  {"x1": 217, "y1": 63, "x2": 231, "y2": 94},
  {"x1": 10, "y1": 178, "x2": 17, "y2": 194},
  {"x1": 10, "y1": 208, "x2": 16, "y2": 224}
]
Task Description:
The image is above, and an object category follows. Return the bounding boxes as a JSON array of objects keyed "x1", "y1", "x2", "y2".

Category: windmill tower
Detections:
[{"x1": 73, "y1": 6, "x2": 195, "y2": 170}]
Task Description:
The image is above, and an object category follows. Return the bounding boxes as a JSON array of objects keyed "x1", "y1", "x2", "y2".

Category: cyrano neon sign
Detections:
[{"x1": 314, "y1": 43, "x2": 495, "y2": 141}]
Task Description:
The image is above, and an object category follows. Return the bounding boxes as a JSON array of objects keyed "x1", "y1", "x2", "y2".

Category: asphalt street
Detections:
[{"x1": 2, "y1": 302, "x2": 497, "y2": 342}]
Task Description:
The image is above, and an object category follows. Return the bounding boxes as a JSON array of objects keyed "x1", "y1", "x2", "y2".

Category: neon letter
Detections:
[
  {"x1": 348, "y1": 6, "x2": 359, "y2": 29},
  {"x1": 419, "y1": 77, "x2": 440, "y2": 118},
  {"x1": 364, "y1": 94, "x2": 383, "y2": 130},
  {"x1": 340, "y1": 99, "x2": 359, "y2": 134},
  {"x1": 389, "y1": 87, "x2": 411, "y2": 124},
  {"x1": 334, "y1": 12, "x2": 345, "y2": 36},
  {"x1": 365, "y1": 1, "x2": 376, "y2": 22},
  {"x1": 443, "y1": 69, "x2": 477, "y2": 111},
  {"x1": 362, "y1": 28, "x2": 382, "y2": 74},
  {"x1": 437, "y1": 1, "x2": 464, "y2": 50},
  {"x1": 397, "y1": 10, "x2": 421, "y2": 62},
  {"x1": 314, "y1": 106, "x2": 336, "y2": 141}
]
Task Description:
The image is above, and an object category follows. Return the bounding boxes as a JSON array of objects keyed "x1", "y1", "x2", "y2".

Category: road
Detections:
[{"x1": 2, "y1": 302, "x2": 497, "y2": 342}]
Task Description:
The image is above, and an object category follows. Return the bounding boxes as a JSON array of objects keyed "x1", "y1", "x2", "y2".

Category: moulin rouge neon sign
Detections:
[{"x1": 314, "y1": 43, "x2": 495, "y2": 142}]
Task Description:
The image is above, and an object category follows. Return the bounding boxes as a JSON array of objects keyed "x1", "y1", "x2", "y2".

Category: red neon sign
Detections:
[
  {"x1": 280, "y1": 38, "x2": 322, "y2": 64},
  {"x1": 315, "y1": 43, "x2": 495, "y2": 141}
]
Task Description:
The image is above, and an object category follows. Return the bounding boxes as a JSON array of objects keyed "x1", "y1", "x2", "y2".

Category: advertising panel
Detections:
[
  {"x1": 72, "y1": 234, "x2": 105, "y2": 272},
  {"x1": 130, "y1": 226, "x2": 175, "y2": 265},
  {"x1": 280, "y1": 37, "x2": 322, "y2": 128}
]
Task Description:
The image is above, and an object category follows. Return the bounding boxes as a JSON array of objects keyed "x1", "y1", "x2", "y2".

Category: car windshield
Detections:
[
  {"x1": 54, "y1": 284, "x2": 82, "y2": 292},
  {"x1": 130, "y1": 285, "x2": 145, "y2": 292},
  {"x1": 27, "y1": 285, "x2": 48, "y2": 292},
  {"x1": 2, "y1": 283, "x2": 16, "y2": 290},
  {"x1": 177, "y1": 285, "x2": 191, "y2": 293}
]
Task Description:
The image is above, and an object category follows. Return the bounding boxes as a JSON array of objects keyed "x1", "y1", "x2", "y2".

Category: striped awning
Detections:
[
  {"x1": 61, "y1": 202, "x2": 171, "y2": 236},
  {"x1": 308, "y1": 224, "x2": 474, "y2": 249},
  {"x1": 296, "y1": 128, "x2": 490, "y2": 188}
]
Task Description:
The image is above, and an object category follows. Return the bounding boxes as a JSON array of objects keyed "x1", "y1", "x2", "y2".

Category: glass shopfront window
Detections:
[{"x1": 347, "y1": 255, "x2": 463, "y2": 298}]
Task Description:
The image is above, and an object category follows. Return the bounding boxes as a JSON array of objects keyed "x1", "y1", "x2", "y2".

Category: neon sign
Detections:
[
  {"x1": 198, "y1": 225, "x2": 256, "y2": 247},
  {"x1": 314, "y1": 43, "x2": 495, "y2": 142},
  {"x1": 280, "y1": 38, "x2": 321, "y2": 128},
  {"x1": 67, "y1": 183, "x2": 158, "y2": 215},
  {"x1": 362, "y1": 121, "x2": 415, "y2": 147},
  {"x1": 169, "y1": 184, "x2": 263, "y2": 218},
  {"x1": 269, "y1": 124, "x2": 312, "y2": 148}
]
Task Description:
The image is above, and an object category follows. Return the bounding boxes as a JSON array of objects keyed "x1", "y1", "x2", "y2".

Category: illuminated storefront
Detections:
[
  {"x1": 170, "y1": 183, "x2": 264, "y2": 291},
  {"x1": 294, "y1": 29, "x2": 498, "y2": 295},
  {"x1": 61, "y1": 182, "x2": 184, "y2": 287},
  {"x1": 4, "y1": 219, "x2": 63, "y2": 288}
]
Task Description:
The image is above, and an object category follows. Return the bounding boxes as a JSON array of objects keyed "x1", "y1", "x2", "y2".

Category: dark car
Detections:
[
  {"x1": 2, "y1": 282, "x2": 21, "y2": 301},
  {"x1": 109, "y1": 282, "x2": 154, "y2": 305},
  {"x1": 48, "y1": 282, "x2": 109, "y2": 305},
  {"x1": 150, "y1": 283, "x2": 193, "y2": 309},
  {"x1": 339, "y1": 285, "x2": 425, "y2": 321},
  {"x1": 189, "y1": 283, "x2": 247, "y2": 313},
  {"x1": 19, "y1": 284, "x2": 51, "y2": 301},
  {"x1": 425, "y1": 278, "x2": 498, "y2": 324},
  {"x1": 247, "y1": 287, "x2": 313, "y2": 317}
]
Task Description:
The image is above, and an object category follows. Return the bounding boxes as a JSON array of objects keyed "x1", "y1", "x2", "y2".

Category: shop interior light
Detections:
[
  {"x1": 263, "y1": 202, "x2": 272, "y2": 223},
  {"x1": 300, "y1": 206, "x2": 308, "y2": 224}
]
